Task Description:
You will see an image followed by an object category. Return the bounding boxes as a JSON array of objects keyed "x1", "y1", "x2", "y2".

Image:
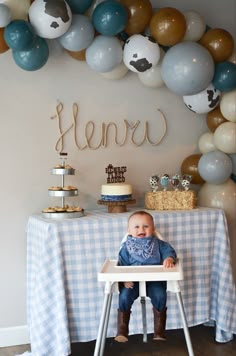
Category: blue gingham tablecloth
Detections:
[{"x1": 26, "y1": 207, "x2": 236, "y2": 356}]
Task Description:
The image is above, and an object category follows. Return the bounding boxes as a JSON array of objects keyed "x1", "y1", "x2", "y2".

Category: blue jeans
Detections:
[{"x1": 119, "y1": 281, "x2": 167, "y2": 312}]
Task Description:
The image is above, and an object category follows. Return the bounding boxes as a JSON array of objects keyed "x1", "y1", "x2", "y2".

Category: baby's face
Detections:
[{"x1": 128, "y1": 214, "x2": 154, "y2": 238}]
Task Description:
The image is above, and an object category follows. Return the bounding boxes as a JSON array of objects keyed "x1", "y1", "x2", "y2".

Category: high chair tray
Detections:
[{"x1": 98, "y1": 259, "x2": 183, "y2": 282}]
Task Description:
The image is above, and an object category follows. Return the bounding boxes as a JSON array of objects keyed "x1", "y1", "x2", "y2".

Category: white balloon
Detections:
[
  {"x1": 138, "y1": 63, "x2": 164, "y2": 88},
  {"x1": 183, "y1": 10, "x2": 206, "y2": 42},
  {"x1": 183, "y1": 83, "x2": 221, "y2": 114},
  {"x1": 101, "y1": 62, "x2": 129, "y2": 80},
  {"x1": 123, "y1": 34, "x2": 160, "y2": 73},
  {"x1": 198, "y1": 132, "x2": 216, "y2": 153},
  {"x1": 29, "y1": 0, "x2": 72, "y2": 39},
  {"x1": 220, "y1": 90, "x2": 236, "y2": 122},
  {"x1": 0, "y1": 4, "x2": 11, "y2": 27},
  {"x1": 198, "y1": 179, "x2": 236, "y2": 223},
  {"x1": 3, "y1": 0, "x2": 30, "y2": 20},
  {"x1": 214, "y1": 121, "x2": 236, "y2": 154}
]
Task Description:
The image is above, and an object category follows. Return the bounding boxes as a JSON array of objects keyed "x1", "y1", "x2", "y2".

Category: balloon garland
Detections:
[{"x1": 0, "y1": 0, "x2": 235, "y2": 219}]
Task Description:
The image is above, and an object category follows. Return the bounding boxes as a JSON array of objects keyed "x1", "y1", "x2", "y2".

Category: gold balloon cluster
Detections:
[
  {"x1": 1, "y1": 1, "x2": 234, "y2": 63},
  {"x1": 180, "y1": 101, "x2": 234, "y2": 185}
]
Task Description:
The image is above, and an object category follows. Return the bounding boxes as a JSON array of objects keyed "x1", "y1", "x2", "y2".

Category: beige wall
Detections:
[{"x1": 0, "y1": 0, "x2": 235, "y2": 344}]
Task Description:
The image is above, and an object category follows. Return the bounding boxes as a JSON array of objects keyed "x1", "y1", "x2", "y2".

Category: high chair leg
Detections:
[{"x1": 141, "y1": 297, "x2": 147, "y2": 343}]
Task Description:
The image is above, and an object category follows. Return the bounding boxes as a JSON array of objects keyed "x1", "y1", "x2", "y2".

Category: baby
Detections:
[{"x1": 115, "y1": 210, "x2": 177, "y2": 342}]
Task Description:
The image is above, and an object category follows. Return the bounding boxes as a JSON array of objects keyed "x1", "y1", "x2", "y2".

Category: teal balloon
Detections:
[
  {"x1": 92, "y1": 0, "x2": 128, "y2": 36},
  {"x1": 4, "y1": 20, "x2": 36, "y2": 51},
  {"x1": 231, "y1": 173, "x2": 236, "y2": 183},
  {"x1": 66, "y1": 0, "x2": 93, "y2": 14},
  {"x1": 118, "y1": 31, "x2": 129, "y2": 42},
  {"x1": 212, "y1": 61, "x2": 236, "y2": 92},
  {"x1": 12, "y1": 36, "x2": 49, "y2": 71}
]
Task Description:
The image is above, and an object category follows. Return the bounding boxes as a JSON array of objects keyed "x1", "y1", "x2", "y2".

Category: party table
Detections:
[{"x1": 26, "y1": 207, "x2": 236, "y2": 356}]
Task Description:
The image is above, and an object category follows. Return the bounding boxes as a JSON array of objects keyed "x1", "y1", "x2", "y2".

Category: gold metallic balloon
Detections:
[
  {"x1": 199, "y1": 28, "x2": 234, "y2": 63},
  {"x1": 149, "y1": 7, "x2": 186, "y2": 46},
  {"x1": 0, "y1": 28, "x2": 9, "y2": 54},
  {"x1": 120, "y1": 0, "x2": 152, "y2": 35},
  {"x1": 66, "y1": 48, "x2": 86, "y2": 61},
  {"x1": 181, "y1": 154, "x2": 205, "y2": 185},
  {"x1": 206, "y1": 106, "x2": 228, "y2": 132}
]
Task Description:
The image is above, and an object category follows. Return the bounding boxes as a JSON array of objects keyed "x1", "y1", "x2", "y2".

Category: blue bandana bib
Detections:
[{"x1": 126, "y1": 235, "x2": 160, "y2": 264}]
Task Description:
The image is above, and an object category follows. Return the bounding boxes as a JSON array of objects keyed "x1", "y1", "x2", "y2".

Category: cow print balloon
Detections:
[
  {"x1": 123, "y1": 34, "x2": 160, "y2": 73},
  {"x1": 183, "y1": 83, "x2": 221, "y2": 114}
]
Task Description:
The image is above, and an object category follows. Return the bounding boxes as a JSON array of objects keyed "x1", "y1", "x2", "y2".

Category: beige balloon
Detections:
[
  {"x1": 4, "y1": 0, "x2": 30, "y2": 20},
  {"x1": 214, "y1": 121, "x2": 236, "y2": 154},
  {"x1": 228, "y1": 48, "x2": 236, "y2": 64},
  {"x1": 138, "y1": 47, "x2": 165, "y2": 88},
  {"x1": 183, "y1": 10, "x2": 206, "y2": 42},
  {"x1": 220, "y1": 90, "x2": 236, "y2": 122},
  {"x1": 101, "y1": 62, "x2": 129, "y2": 80},
  {"x1": 198, "y1": 132, "x2": 216, "y2": 153},
  {"x1": 138, "y1": 63, "x2": 164, "y2": 88},
  {"x1": 198, "y1": 179, "x2": 236, "y2": 223}
]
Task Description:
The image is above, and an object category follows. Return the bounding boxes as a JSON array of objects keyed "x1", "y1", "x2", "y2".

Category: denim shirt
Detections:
[{"x1": 118, "y1": 235, "x2": 177, "y2": 266}]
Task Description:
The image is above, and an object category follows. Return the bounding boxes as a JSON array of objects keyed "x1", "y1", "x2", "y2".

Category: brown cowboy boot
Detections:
[
  {"x1": 114, "y1": 309, "x2": 131, "y2": 342},
  {"x1": 153, "y1": 307, "x2": 167, "y2": 341}
]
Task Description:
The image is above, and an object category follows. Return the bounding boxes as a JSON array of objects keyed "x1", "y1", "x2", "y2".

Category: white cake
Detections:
[{"x1": 101, "y1": 183, "x2": 132, "y2": 201}]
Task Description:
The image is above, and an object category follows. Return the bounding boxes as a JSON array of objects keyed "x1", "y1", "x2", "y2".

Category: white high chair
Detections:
[{"x1": 94, "y1": 258, "x2": 194, "y2": 356}]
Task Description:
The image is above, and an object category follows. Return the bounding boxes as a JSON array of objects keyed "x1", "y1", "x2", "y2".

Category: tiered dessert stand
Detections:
[{"x1": 42, "y1": 154, "x2": 84, "y2": 219}]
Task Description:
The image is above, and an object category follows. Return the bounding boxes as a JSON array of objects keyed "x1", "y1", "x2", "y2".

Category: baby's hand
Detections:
[
  {"x1": 124, "y1": 281, "x2": 134, "y2": 288},
  {"x1": 163, "y1": 257, "x2": 175, "y2": 268}
]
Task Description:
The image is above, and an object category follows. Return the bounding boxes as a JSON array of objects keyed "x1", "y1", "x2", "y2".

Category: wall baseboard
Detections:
[{"x1": 0, "y1": 325, "x2": 30, "y2": 347}]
